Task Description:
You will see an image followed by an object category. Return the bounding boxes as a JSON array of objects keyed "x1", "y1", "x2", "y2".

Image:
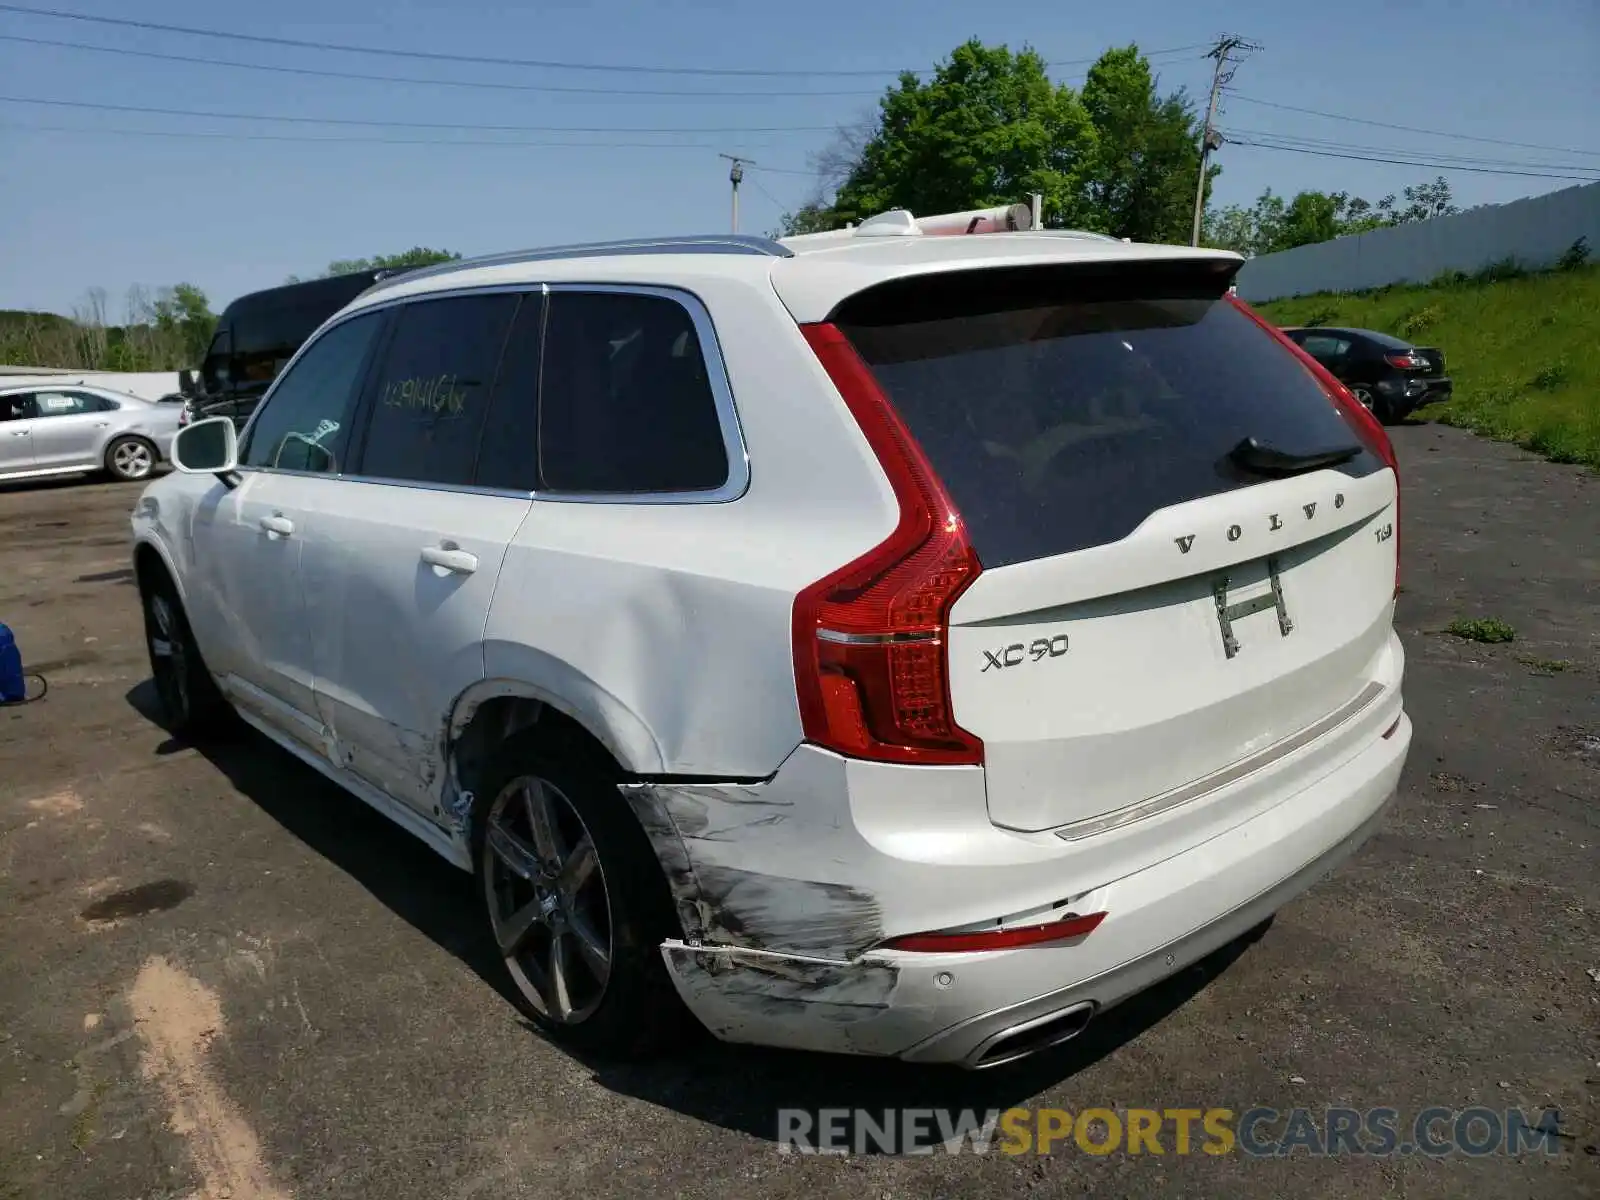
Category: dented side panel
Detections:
[{"x1": 298, "y1": 479, "x2": 534, "y2": 824}]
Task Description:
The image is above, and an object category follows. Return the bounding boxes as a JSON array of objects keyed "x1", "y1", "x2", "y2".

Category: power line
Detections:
[
  {"x1": 0, "y1": 121, "x2": 803, "y2": 158},
  {"x1": 747, "y1": 173, "x2": 796, "y2": 209},
  {"x1": 1226, "y1": 92, "x2": 1600, "y2": 159},
  {"x1": 0, "y1": 33, "x2": 885, "y2": 98},
  {"x1": 1223, "y1": 137, "x2": 1599, "y2": 181},
  {"x1": 0, "y1": 93, "x2": 839, "y2": 134},
  {"x1": 1223, "y1": 127, "x2": 1600, "y2": 175},
  {"x1": 0, "y1": 4, "x2": 1209, "y2": 78},
  {"x1": 746, "y1": 163, "x2": 815, "y2": 177}
]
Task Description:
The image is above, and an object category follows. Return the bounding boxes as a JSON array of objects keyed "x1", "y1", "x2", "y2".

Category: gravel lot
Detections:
[{"x1": 1, "y1": 423, "x2": 1595, "y2": 1199}]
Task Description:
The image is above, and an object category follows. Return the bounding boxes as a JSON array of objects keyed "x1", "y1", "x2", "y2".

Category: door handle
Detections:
[
  {"x1": 421, "y1": 544, "x2": 478, "y2": 575},
  {"x1": 259, "y1": 514, "x2": 295, "y2": 537}
]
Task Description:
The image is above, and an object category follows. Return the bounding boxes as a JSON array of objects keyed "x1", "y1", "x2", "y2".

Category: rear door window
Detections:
[
  {"x1": 835, "y1": 264, "x2": 1381, "y2": 568},
  {"x1": 354, "y1": 293, "x2": 520, "y2": 488},
  {"x1": 31, "y1": 391, "x2": 112, "y2": 416},
  {"x1": 538, "y1": 290, "x2": 730, "y2": 494},
  {"x1": 1298, "y1": 333, "x2": 1352, "y2": 363}
]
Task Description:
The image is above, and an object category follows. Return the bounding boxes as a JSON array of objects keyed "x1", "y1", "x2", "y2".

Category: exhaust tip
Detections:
[{"x1": 969, "y1": 1001, "x2": 1095, "y2": 1069}]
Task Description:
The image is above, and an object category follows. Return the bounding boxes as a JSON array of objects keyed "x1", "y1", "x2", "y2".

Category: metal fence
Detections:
[{"x1": 1234, "y1": 181, "x2": 1600, "y2": 302}]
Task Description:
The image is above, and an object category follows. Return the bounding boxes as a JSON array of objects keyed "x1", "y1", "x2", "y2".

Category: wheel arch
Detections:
[
  {"x1": 132, "y1": 535, "x2": 189, "y2": 611},
  {"x1": 441, "y1": 674, "x2": 666, "y2": 838}
]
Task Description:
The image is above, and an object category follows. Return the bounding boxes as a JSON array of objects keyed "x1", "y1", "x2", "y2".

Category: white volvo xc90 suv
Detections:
[{"x1": 133, "y1": 206, "x2": 1410, "y2": 1068}]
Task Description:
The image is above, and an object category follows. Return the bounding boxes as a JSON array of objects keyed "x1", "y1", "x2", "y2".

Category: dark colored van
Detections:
[{"x1": 181, "y1": 271, "x2": 387, "y2": 428}]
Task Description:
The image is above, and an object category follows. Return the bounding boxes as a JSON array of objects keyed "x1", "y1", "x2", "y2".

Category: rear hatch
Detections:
[{"x1": 833, "y1": 260, "x2": 1398, "y2": 833}]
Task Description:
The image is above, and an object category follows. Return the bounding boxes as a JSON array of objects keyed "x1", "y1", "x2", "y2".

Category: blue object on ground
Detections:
[{"x1": 0, "y1": 622, "x2": 23, "y2": 704}]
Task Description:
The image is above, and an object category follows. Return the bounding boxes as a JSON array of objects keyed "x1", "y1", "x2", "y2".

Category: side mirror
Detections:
[{"x1": 171, "y1": 416, "x2": 239, "y2": 475}]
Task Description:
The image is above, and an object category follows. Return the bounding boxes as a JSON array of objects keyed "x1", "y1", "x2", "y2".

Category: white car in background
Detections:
[
  {"x1": 1, "y1": 383, "x2": 181, "y2": 483},
  {"x1": 131, "y1": 206, "x2": 1410, "y2": 1068}
]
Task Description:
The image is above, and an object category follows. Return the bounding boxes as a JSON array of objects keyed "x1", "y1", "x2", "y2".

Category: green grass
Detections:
[
  {"x1": 1445, "y1": 617, "x2": 1517, "y2": 644},
  {"x1": 1517, "y1": 655, "x2": 1572, "y2": 675},
  {"x1": 1257, "y1": 262, "x2": 1600, "y2": 469}
]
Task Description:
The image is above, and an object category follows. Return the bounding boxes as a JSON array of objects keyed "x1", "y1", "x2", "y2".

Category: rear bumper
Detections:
[
  {"x1": 901, "y1": 746, "x2": 1401, "y2": 1066},
  {"x1": 647, "y1": 699, "x2": 1411, "y2": 1065},
  {"x1": 1382, "y1": 375, "x2": 1451, "y2": 418}
]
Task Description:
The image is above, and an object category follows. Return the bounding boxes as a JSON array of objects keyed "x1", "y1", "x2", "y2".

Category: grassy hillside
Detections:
[{"x1": 1256, "y1": 262, "x2": 1600, "y2": 468}]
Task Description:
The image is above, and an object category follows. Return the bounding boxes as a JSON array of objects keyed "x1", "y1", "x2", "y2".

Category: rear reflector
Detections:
[
  {"x1": 792, "y1": 323, "x2": 984, "y2": 766},
  {"x1": 1382, "y1": 716, "x2": 1403, "y2": 739},
  {"x1": 881, "y1": 911, "x2": 1107, "y2": 953}
]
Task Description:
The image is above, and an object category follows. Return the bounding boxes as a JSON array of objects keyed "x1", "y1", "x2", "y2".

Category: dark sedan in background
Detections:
[{"x1": 1281, "y1": 326, "x2": 1452, "y2": 424}]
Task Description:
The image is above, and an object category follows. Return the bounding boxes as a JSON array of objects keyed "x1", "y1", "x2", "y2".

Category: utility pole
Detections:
[
  {"x1": 719, "y1": 154, "x2": 753, "y2": 233},
  {"x1": 1191, "y1": 35, "x2": 1259, "y2": 246}
]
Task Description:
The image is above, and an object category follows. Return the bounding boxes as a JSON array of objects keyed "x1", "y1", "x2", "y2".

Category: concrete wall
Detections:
[
  {"x1": 0, "y1": 368, "x2": 182, "y2": 402},
  {"x1": 1235, "y1": 181, "x2": 1600, "y2": 303}
]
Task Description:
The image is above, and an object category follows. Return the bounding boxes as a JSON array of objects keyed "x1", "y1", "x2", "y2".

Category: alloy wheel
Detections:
[
  {"x1": 483, "y1": 775, "x2": 614, "y2": 1024},
  {"x1": 114, "y1": 440, "x2": 154, "y2": 479},
  {"x1": 1351, "y1": 386, "x2": 1376, "y2": 413},
  {"x1": 146, "y1": 593, "x2": 190, "y2": 723}
]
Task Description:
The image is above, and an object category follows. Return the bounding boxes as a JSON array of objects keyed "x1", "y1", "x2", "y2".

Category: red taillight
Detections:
[
  {"x1": 1228, "y1": 297, "x2": 1401, "y2": 595},
  {"x1": 1384, "y1": 352, "x2": 1423, "y2": 370},
  {"x1": 793, "y1": 323, "x2": 984, "y2": 766},
  {"x1": 881, "y1": 911, "x2": 1107, "y2": 953}
]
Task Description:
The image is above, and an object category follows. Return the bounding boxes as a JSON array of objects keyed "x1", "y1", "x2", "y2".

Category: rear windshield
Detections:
[
  {"x1": 1350, "y1": 329, "x2": 1415, "y2": 351},
  {"x1": 835, "y1": 263, "x2": 1383, "y2": 568}
]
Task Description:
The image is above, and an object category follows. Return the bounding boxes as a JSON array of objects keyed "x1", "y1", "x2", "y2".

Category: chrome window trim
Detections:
[{"x1": 236, "y1": 280, "x2": 751, "y2": 507}]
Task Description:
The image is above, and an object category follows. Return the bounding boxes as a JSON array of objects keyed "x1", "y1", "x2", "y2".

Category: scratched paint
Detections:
[
  {"x1": 619, "y1": 782, "x2": 884, "y2": 960},
  {"x1": 661, "y1": 942, "x2": 899, "y2": 1045}
]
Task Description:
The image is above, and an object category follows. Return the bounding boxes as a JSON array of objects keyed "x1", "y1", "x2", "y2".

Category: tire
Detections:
[
  {"x1": 106, "y1": 436, "x2": 158, "y2": 482},
  {"x1": 139, "y1": 573, "x2": 231, "y2": 738},
  {"x1": 471, "y1": 739, "x2": 690, "y2": 1058},
  {"x1": 1350, "y1": 386, "x2": 1391, "y2": 424}
]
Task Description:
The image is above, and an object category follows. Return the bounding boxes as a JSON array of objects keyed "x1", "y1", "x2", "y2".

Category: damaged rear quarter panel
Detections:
[
  {"x1": 660, "y1": 944, "x2": 901, "y2": 1051},
  {"x1": 620, "y1": 781, "x2": 887, "y2": 961}
]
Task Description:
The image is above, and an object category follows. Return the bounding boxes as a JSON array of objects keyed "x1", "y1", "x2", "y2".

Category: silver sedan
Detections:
[{"x1": 0, "y1": 384, "x2": 184, "y2": 484}]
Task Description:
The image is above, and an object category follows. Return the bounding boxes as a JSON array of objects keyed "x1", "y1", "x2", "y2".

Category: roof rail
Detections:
[{"x1": 359, "y1": 234, "x2": 792, "y2": 296}]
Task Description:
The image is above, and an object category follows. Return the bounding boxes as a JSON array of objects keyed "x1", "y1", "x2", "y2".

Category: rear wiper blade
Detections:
[{"x1": 1228, "y1": 436, "x2": 1363, "y2": 476}]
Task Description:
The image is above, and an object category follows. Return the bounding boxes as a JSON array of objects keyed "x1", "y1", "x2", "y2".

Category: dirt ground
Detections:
[{"x1": 1, "y1": 423, "x2": 1595, "y2": 1199}]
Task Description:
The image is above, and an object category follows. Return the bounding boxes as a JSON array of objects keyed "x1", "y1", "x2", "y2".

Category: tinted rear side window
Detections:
[
  {"x1": 356, "y1": 293, "x2": 519, "y2": 487},
  {"x1": 539, "y1": 291, "x2": 729, "y2": 494},
  {"x1": 836, "y1": 265, "x2": 1381, "y2": 568}
]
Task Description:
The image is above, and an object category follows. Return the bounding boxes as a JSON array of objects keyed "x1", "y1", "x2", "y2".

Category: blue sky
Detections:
[{"x1": 2, "y1": 0, "x2": 1596, "y2": 316}]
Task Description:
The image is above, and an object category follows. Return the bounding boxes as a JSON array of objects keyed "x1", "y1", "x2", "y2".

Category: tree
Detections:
[
  {"x1": 826, "y1": 41, "x2": 1100, "y2": 229},
  {"x1": 149, "y1": 283, "x2": 217, "y2": 364},
  {"x1": 1392, "y1": 176, "x2": 1457, "y2": 223},
  {"x1": 324, "y1": 247, "x2": 461, "y2": 277},
  {"x1": 1078, "y1": 46, "x2": 1210, "y2": 242},
  {"x1": 1202, "y1": 177, "x2": 1459, "y2": 256},
  {"x1": 778, "y1": 204, "x2": 841, "y2": 236}
]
